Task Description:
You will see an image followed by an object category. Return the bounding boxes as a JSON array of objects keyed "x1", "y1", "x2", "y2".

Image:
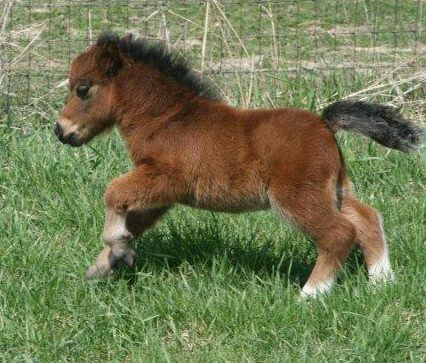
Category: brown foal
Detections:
[{"x1": 54, "y1": 32, "x2": 422, "y2": 297}]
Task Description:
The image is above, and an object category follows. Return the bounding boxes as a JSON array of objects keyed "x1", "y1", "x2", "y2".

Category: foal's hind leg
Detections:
[
  {"x1": 342, "y1": 195, "x2": 394, "y2": 283},
  {"x1": 299, "y1": 215, "x2": 356, "y2": 298},
  {"x1": 270, "y1": 188, "x2": 356, "y2": 298}
]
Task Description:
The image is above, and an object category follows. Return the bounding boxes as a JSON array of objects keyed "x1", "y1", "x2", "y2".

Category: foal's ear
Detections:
[
  {"x1": 96, "y1": 34, "x2": 123, "y2": 77},
  {"x1": 117, "y1": 33, "x2": 133, "y2": 54},
  {"x1": 120, "y1": 33, "x2": 133, "y2": 47}
]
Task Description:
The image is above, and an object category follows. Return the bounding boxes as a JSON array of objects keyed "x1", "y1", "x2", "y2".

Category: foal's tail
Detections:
[{"x1": 321, "y1": 100, "x2": 423, "y2": 152}]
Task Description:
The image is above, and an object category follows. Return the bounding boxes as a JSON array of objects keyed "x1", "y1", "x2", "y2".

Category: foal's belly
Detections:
[
  {"x1": 186, "y1": 197, "x2": 270, "y2": 213},
  {"x1": 183, "y1": 179, "x2": 271, "y2": 213}
]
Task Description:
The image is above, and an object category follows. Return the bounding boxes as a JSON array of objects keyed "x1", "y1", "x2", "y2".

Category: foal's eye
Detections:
[{"x1": 76, "y1": 85, "x2": 90, "y2": 99}]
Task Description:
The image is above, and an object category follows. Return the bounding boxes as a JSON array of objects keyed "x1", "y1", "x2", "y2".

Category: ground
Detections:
[{"x1": 0, "y1": 1, "x2": 425, "y2": 361}]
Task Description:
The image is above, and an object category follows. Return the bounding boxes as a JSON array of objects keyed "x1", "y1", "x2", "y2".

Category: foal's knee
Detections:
[{"x1": 103, "y1": 176, "x2": 138, "y2": 213}]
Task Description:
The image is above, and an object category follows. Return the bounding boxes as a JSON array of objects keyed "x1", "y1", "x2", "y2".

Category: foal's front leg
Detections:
[
  {"x1": 86, "y1": 166, "x2": 176, "y2": 279},
  {"x1": 86, "y1": 208, "x2": 168, "y2": 279},
  {"x1": 85, "y1": 207, "x2": 134, "y2": 279}
]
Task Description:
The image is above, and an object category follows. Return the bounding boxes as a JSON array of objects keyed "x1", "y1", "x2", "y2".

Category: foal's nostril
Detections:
[
  {"x1": 64, "y1": 132, "x2": 83, "y2": 147},
  {"x1": 54, "y1": 123, "x2": 83, "y2": 146},
  {"x1": 65, "y1": 132, "x2": 76, "y2": 143},
  {"x1": 54, "y1": 123, "x2": 62, "y2": 137}
]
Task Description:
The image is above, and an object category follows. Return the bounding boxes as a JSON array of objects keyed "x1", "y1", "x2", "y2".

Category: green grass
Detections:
[{"x1": 0, "y1": 125, "x2": 425, "y2": 361}]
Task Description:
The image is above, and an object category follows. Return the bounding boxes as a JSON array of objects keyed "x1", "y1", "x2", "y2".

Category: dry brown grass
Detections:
[{"x1": 1, "y1": 1, "x2": 424, "y2": 125}]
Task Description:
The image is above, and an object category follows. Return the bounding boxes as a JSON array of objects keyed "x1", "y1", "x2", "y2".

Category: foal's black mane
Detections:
[{"x1": 98, "y1": 32, "x2": 221, "y2": 101}]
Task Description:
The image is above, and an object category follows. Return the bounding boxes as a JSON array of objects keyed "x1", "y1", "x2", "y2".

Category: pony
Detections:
[{"x1": 54, "y1": 32, "x2": 422, "y2": 297}]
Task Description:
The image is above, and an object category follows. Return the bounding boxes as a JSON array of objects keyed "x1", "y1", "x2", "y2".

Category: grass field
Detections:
[{"x1": 1, "y1": 0, "x2": 426, "y2": 362}]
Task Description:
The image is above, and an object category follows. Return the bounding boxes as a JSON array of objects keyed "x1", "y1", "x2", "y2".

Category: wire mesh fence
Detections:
[{"x1": 0, "y1": 0, "x2": 424, "y2": 123}]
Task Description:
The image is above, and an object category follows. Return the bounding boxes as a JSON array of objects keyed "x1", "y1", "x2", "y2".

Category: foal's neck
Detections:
[
  {"x1": 115, "y1": 65, "x2": 201, "y2": 126},
  {"x1": 114, "y1": 67, "x2": 218, "y2": 147}
]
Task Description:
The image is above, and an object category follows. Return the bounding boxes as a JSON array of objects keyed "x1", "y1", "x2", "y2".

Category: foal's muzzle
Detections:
[{"x1": 54, "y1": 122, "x2": 84, "y2": 147}]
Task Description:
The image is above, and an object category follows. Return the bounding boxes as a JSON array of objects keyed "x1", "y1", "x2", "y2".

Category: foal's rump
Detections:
[
  {"x1": 255, "y1": 99, "x2": 423, "y2": 219},
  {"x1": 252, "y1": 107, "x2": 343, "y2": 184},
  {"x1": 240, "y1": 107, "x2": 345, "y2": 217}
]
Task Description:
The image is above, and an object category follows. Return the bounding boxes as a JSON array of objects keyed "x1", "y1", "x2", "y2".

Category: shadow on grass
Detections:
[{"x1": 115, "y1": 215, "x2": 367, "y2": 288}]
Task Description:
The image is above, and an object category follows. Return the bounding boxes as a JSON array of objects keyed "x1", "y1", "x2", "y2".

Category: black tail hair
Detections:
[{"x1": 321, "y1": 100, "x2": 423, "y2": 152}]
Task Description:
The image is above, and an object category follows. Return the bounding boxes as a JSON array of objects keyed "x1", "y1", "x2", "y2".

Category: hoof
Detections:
[
  {"x1": 369, "y1": 270, "x2": 396, "y2": 285},
  {"x1": 123, "y1": 248, "x2": 136, "y2": 267},
  {"x1": 85, "y1": 248, "x2": 136, "y2": 280},
  {"x1": 86, "y1": 264, "x2": 114, "y2": 280},
  {"x1": 300, "y1": 278, "x2": 334, "y2": 299},
  {"x1": 368, "y1": 251, "x2": 395, "y2": 284}
]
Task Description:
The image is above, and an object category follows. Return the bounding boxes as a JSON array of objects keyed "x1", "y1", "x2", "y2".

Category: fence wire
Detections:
[{"x1": 0, "y1": 0, "x2": 424, "y2": 121}]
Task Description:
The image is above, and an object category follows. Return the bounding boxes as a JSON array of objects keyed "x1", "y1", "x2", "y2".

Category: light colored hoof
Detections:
[
  {"x1": 300, "y1": 289, "x2": 317, "y2": 300},
  {"x1": 369, "y1": 269, "x2": 396, "y2": 285},
  {"x1": 368, "y1": 248, "x2": 396, "y2": 285},
  {"x1": 85, "y1": 248, "x2": 136, "y2": 280},
  {"x1": 300, "y1": 289, "x2": 322, "y2": 300},
  {"x1": 123, "y1": 248, "x2": 136, "y2": 267},
  {"x1": 368, "y1": 254, "x2": 395, "y2": 284},
  {"x1": 86, "y1": 264, "x2": 114, "y2": 280},
  {"x1": 300, "y1": 278, "x2": 334, "y2": 299}
]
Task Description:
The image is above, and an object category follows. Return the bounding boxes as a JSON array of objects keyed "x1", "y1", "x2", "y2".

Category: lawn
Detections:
[{"x1": 1, "y1": 1, "x2": 425, "y2": 362}]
